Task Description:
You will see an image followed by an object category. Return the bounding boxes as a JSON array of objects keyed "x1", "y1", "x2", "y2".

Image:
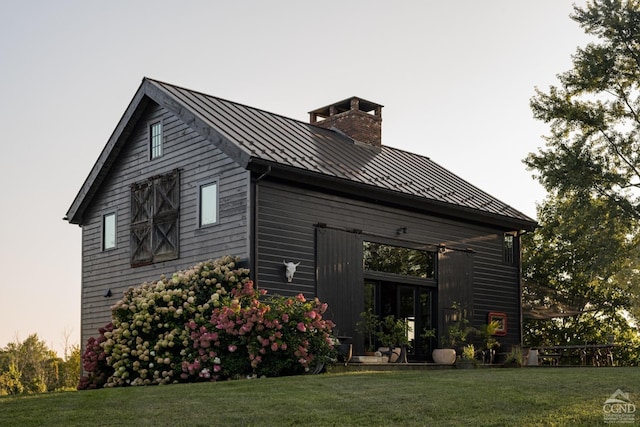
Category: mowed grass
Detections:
[{"x1": 1, "y1": 367, "x2": 638, "y2": 426}]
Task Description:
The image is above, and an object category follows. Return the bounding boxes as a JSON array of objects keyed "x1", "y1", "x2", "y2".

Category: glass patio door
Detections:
[{"x1": 365, "y1": 280, "x2": 435, "y2": 361}]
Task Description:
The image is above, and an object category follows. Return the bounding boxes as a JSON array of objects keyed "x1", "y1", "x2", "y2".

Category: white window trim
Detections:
[
  {"x1": 102, "y1": 211, "x2": 117, "y2": 251},
  {"x1": 149, "y1": 120, "x2": 163, "y2": 160},
  {"x1": 503, "y1": 233, "x2": 515, "y2": 265},
  {"x1": 198, "y1": 178, "x2": 219, "y2": 228}
]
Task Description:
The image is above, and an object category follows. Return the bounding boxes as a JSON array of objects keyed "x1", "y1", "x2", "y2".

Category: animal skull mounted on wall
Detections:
[{"x1": 283, "y1": 260, "x2": 300, "y2": 283}]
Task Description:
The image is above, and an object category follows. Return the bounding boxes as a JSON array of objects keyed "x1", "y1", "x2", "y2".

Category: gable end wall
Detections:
[{"x1": 80, "y1": 102, "x2": 250, "y2": 350}]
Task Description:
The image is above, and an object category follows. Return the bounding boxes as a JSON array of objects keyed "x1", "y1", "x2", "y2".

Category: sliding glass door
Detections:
[{"x1": 365, "y1": 280, "x2": 436, "y2": 361}]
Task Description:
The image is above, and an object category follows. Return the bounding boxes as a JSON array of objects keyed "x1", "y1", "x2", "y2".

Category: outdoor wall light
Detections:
[{"x1": 104, "y1": 288, "x2": 112, "y2": 298}]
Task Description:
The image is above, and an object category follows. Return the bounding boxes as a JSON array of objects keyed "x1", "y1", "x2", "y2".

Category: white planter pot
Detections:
[{"x1": 432, "y1": 348, "x2": 456, "y2": 365}]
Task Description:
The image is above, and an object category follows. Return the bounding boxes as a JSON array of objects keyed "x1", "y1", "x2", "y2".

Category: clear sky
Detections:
[{"x1": 0, "y1": 1, "x2": 591, "y2": 355}]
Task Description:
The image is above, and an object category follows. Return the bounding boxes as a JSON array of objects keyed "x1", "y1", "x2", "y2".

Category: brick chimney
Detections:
[{"x1": 309, "y1": 97, "x2": 383, "y2": 148}]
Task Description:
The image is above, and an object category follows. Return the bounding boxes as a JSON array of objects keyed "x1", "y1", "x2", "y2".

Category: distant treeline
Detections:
[{"x1": 0, "y1": 334, "x2": 80, "y2": 395}]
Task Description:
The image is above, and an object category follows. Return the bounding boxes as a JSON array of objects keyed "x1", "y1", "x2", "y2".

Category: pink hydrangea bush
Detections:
[
  {"x1": 80, "y1": 255, "x2": 336, "y2": 388},
  {"x1": 250, "y1": 291, "x2": 335, "y2": 377},
  {"x1": 78, "y1": 323, "x2": 113, "y2": 390},
  {"x1": 185, "y1": 281, "x2": 336, "y2": 379}
]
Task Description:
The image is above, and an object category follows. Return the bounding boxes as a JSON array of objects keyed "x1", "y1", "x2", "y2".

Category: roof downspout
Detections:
[
  {"x1": 251, "y1": 166, "x2": 272, "y2": 287},
  {"x1": 516, "y1": 229, "x2": 529, "y2": 349}
]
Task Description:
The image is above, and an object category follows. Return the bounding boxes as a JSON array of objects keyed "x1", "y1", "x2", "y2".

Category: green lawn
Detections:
[{"x1": 1, "y1": 367, "x2": 638, "y2": 426}]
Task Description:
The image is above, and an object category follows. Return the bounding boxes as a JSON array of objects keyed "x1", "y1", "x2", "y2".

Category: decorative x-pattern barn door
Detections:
[{"x1": 130, "y1": 169, "x2": 180, "y2": 266}]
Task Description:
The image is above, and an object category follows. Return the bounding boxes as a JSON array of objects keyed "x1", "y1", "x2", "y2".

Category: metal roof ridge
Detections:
[{"x1": 145, "y1": 77, "x2": 330, "y2": 131}]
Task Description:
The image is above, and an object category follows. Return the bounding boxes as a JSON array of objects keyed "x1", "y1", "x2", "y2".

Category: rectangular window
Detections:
[
  {"x1": 504, "y1": 234, "x2": 515, "y2": 265},
  {"x1": 363, "y1": 241, "x2": 435, "y2": 279},
  {"x1": 199, "y1": 181, "x2": 218, "y2": 227},
  {"x1": 150, "y1": 121, "x2": 163, "y2": 159},
  {"x1": 102, "y1": 212, "x2": 116, "y2": 251},
  {"x1": 130, "y1": 169, "x2": 180, "y2": 266}
]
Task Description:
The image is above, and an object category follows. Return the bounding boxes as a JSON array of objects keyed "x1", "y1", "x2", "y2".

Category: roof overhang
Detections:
[
  {"x1": 65, "y1": 78, "x2": 252, "y2": 225},
  {"x1": 65, "y1": 82, "x2": 150, "y2": 225},
  {"x1": 248, "y1": 159, "x2": 538, "y2": 232}
]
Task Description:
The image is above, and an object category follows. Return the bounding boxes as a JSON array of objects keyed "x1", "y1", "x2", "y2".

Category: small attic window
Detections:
[
  {"x1": 150, "y1": 121, "x2": 163, "y2": 159},
  {"x1": 504, "y1": 233, "x2": 515, "y2": 265}
]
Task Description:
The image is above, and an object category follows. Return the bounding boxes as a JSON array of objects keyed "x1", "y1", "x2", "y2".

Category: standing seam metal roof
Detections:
[{"x1": 149, "y1": 79, "x2": 534, "y2": 225}]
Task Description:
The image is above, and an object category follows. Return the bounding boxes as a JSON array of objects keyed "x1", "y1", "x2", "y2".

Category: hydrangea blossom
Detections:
[{"x1": 80, "y1": 255, "x2": 336, "y2": 388}]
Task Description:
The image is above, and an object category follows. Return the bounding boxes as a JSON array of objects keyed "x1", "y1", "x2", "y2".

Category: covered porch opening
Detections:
[
  {"x1": 364, "y1": 280, "x2": 436, "y2": 361},
  {"x1": 318, "y1": 226, "x2": 463, "y2": 360}
]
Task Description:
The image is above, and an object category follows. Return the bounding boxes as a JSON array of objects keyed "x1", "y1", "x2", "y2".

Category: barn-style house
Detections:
[{"x1": 65, "y1": 78, "x2": 536, "y2": 360}]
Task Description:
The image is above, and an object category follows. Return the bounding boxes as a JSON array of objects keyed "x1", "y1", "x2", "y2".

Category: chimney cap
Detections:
[{"x1": 309, "y1": 96, "x2": 383, "y2": 120}]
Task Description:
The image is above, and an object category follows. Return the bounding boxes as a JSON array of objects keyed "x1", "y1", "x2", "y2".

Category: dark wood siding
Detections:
[
  {"x1": 80, "y1": 102, "x2": 250, "y2": 350},
  {"x1": 256, "y1": 180, "x2": 521, "y2": 347}
]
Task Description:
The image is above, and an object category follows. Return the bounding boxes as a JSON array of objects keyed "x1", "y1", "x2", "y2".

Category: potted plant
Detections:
[
  {"x1": 423, "y1": 301, "x2": 474, "y2": 365},
  {"x1": 457, "y1": 344, "x2": 477, "y2": 369},
  {"x1": 478, "y1": 320, "x2": 501, "y2": 364},
  {"x1": 355, "y1": 309, "x2": 380, "y2": 355},
  {"x1": 377, "y1": 315, "x2": 411, "y2": 363},
  {"x1": 503, "y1": 345, "x2": 524, "y2": 368}
]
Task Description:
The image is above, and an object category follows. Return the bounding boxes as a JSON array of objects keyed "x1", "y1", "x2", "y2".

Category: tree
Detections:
[
  {"x1": 58, "y1": 344, "x2": 81, "y2": 390},
  {"x1": 524, "y1": 0, "x2": 640, "y2": 363},
  {"x1": 0, "y1": 334, "x2": 61, "y2": 393},
  {"x1": 57, "y1": 329, "x2": 81, "y2": 390},
  {"x1": 527, "y1": 0, "x2": 640, "y2": 218},
  {"x1": 522, "y1": 194, "x2": 640, "y2": 364},
  {"x1": 13, "y1": 334, "x2": 60, "y2": 393},
  {"x1": 0, "y1": 362, "x2": 23, "y2": 395},
  {"x1": 0, "y1": 334, "x2": 81, "y2": 393}
]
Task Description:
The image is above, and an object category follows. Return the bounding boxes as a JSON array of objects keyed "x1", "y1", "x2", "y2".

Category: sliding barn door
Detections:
[
  {"x1": 437, "y1": 249, "x2": 474, "y2": 339},
  {"x1": 316, "y1": 227, "x2": 363, "y2": 348}
]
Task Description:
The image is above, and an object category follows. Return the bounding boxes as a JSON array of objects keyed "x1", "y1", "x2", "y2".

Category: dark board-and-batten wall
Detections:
[
  {"x1": 80, "y1": 101, "x2": 251, "y2": 349},
  {"x1": 255, "y1": 179, "x2": 521, "y2": 348}
]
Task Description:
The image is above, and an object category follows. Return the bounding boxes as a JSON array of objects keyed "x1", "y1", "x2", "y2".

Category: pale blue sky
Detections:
[{"x1": 0, "y1": 1, "x2": 590, "y2": 355}]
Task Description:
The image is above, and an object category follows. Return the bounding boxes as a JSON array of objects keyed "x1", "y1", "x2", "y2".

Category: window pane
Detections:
[
  {"x1": 103, "y1": 213, "x2": 116, "y2": 250},
  {"x1": 504, "y1": 234, "x2": 514, "y2": 265},
  {"x1": 150, "y1": 122, "x2": 162, "y2": 159},
  {"x1": 200, "y1": 182, "x2": 217, "y2": 226},
  {"x1": 363, "y1": 241, "x2": 434, "y2": 278}
]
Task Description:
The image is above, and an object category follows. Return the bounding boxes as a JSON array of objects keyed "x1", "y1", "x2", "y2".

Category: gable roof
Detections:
[{"x1": 65, "y1": 78, "x2": 536, "y2": 230}]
